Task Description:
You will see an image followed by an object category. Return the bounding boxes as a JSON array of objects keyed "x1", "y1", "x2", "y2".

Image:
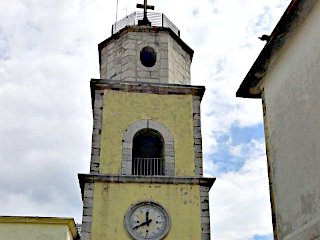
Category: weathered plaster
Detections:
[
  {"x1": 260, "y1": 1, "x2": 320, "y2": 239},
  {"x1": 99, "y1": 89, "x2": 196, "y2": 176},
  {"x1": 261, "y1": 93, "x2": 279, "y2": 240},
  {"x1": 77, "y1": 174, "x2": 214, "y2": 240}
]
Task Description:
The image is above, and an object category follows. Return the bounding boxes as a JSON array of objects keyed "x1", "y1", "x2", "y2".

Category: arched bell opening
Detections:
[{"x1": 132, "y1": 129, "x2": 164, "y2": 175}]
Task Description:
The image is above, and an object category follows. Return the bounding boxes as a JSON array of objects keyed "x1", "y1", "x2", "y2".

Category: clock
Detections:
[{"x1": 124, "y1": 201, "x2": 170, "y2": 240}]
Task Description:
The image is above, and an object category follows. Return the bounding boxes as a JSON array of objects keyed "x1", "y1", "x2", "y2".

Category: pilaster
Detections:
[
  {"x1": 193, "y1": 95, "x2": 203, "y2": 176},
  {"x1": 80, "y1": 182, "x2": 94, "y2": 240},
  {"x1": 200, "y1": 186, "x2": 211, "y2": 240},
  {"x1": 90, "y1": 91, "x2": 104, "y2": 174}
]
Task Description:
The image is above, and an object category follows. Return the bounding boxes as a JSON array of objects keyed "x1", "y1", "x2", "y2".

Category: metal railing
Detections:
[
  {"x1": 132, "y1": 157, "x2": 164, "y2": 176},
  {"x1": 112, "y1": 11, "x2": 180, "y2": 37}
]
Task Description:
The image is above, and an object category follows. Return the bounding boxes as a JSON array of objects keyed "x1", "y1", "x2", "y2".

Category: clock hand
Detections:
[
  {"x1": 145, "y1": 211, "x2": 150, "y2": 226},
  {"x1": 133, "y1": 219, "x2": 152, "y2": 229}
]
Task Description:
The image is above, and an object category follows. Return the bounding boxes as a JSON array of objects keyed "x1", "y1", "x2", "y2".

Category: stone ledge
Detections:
[
  {"x1": 90, "y1": 79, "x2": 205, "y2": 105},
  {"x1": 78, "y1": 174, "x2": 215, "y2": 198}
]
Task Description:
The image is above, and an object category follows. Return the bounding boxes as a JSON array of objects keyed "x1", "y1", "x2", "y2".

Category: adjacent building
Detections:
[
  {"x1": 237, "y1": 0, "x2": 320, "y2": 239},
  {"x1": 0, "y1": 216, "x2": 79, "y2": 240}
]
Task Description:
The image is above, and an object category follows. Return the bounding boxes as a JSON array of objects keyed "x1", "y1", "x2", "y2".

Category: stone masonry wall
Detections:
[
  {"x1": 193, "y1": 95, "x2": 203, "y2": 176},
  {"x1": 80, "y1": 182, "x2": 94, "y2": 240},
  {"x1": 200, "y1": 186, "x2": 211, "y2": 240},
  {"x1": 168, "y1": 35, "x2": 191, "y2": 84},
  {"x1": 90, "y1": 91, "x2": 104, "y2": 174},
  {"x1": 99, "y1": 29, "x2": 191, "y2": 84}
]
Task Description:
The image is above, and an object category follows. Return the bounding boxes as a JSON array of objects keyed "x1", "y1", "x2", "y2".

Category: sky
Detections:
[{"x1": 0, "y1": 0, "x2": 291, "y2": 239}]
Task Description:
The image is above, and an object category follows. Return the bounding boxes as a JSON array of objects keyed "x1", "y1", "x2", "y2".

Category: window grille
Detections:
[
  {"x1": 132, "y1": 157, "x2": 164, "y2": 175},
  {"x1": 132, "y1": 128, "x2": 164, "y2": 176}
]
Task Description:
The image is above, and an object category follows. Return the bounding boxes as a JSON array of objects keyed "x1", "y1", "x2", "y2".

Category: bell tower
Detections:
[{"x1": 79, "y1": 2, "x2": 215, "y2": 239}]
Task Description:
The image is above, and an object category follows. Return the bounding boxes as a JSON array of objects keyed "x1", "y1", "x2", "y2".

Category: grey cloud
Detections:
[
  {"x1": 192, "y1": 8, "x2": 199, "y2": 17},
  {"x1": 0, "y1": 0, "x2": 292, "y2": 237},
  {"x1": 0, "y1": 28, "x2": 9, "y2": 60},
  {"x1": 252, "y1": 6, "x2": 273, "y2": 34}
]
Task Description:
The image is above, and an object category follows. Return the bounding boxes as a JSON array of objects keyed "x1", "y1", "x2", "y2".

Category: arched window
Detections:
[
  {"x1": 132, "y1": 129, "x2": 164, "y2": 175},
  {"x1": 122, "y1": 119, "x2": 174, "y2": 176}
]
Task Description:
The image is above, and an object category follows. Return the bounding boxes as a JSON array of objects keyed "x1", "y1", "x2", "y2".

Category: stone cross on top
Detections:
[{"x1": 136, "y1": 0, "x2": 154, "y2": 26}]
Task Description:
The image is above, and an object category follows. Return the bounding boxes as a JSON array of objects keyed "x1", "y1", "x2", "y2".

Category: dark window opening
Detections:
[
  {"x1": 132, "y1": 129, "x2": 164, "y2": 175},
  {"x1": 140, "y1": 46, "x2": 157, "y2": 67}
]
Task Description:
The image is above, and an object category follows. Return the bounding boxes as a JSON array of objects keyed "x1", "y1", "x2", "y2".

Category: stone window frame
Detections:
[{"x1": 122, "y1": 119, "x2": 174, "y2": 176}]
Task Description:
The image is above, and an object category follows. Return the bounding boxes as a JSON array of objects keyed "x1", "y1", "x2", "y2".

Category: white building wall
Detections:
[{"x1": 261, "y1": 2, "x2": 320, "y2": 239}]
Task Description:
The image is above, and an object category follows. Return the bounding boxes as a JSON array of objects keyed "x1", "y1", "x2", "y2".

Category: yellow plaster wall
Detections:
[
  {"x1": 91, "y1": 182, "x2": 201, "y2": 240},
  {"x1": 0, "y1": 223, "x2": 70, "y2": 240},
  {"x1": 100, "y1": 90, "x2": 195, "y2": 176}
]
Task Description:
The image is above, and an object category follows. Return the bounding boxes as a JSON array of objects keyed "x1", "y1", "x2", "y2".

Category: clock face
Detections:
[{"x1": 124, "y1": 201, "x2": 170, "y2": 240}]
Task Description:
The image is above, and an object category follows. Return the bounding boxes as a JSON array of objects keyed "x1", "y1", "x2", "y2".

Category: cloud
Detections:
[
  {"x1": 203, "y1": 123, "x2": 265, "y2": 175},
  {"x1": 0, "y1": 0, "x2": 290, "y2": 238},
  {"x1": 0, "y1": 0, "x2": 98, "y2": 222},
  {"x1": 208, "y1": 140, "x2": 273, "y2": 240},
  {"x1": 178, "y1": 0, "x2": 286, "y2": 154}
]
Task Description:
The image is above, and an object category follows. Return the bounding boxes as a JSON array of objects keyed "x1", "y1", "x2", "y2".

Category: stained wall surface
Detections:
[
  {"x1": 260, "y1": 2, "x2": 320, "y2": 239},
  {"x1": 99, "y1": 90, "x2": 195, "y2": 176},
  {"x1": 90, "y1": 182, "x2": 201, "y2": 240}
]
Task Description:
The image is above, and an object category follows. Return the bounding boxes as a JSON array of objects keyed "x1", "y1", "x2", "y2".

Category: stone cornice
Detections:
[
  {"x1": 78, "y1": 174, "x2": 215, "y2": 198},
  {"x1": 90, "y1": 79, "x2": 205, "y2": 109},
  {"x1": 91, "y1": 79, "x2": 205, "y2": 96}
]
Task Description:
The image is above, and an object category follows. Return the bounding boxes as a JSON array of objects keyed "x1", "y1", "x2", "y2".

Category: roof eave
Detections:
[{"x1": 236, "y1": 0, "x2": 318, "y2": 98}]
